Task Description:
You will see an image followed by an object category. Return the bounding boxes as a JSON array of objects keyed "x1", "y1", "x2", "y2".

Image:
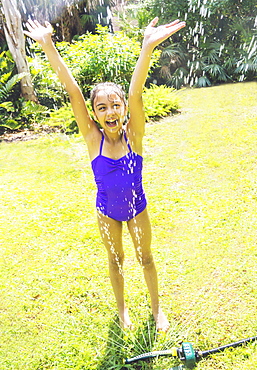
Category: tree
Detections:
[{"x1": 1, "y1": 0, "x2": 38, "y2": 101}]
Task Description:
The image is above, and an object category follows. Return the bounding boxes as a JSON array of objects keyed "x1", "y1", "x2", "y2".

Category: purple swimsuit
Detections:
[{"x1": 91, "y1": 132, "x2": 147, "y2": 221}]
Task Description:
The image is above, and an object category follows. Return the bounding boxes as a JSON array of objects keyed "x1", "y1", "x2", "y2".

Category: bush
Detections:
[
  {"x1": 59, "y1": 25, "x2": 153, "y2": 96},
  {"x1": 0, "y1": 51, "x2": 22, "y2": 131},
  {"x1": 143, "y1": 84, "x2": 180, "y2": 121},
  {"x1": 0, "y1": 50, "x2": 50, "y2": 133},
  {"x1": 0, "y1": 71, "x2": 28, "y2": 131},
  {"x1": 47, "y1": 104, "x2": 78, "y2": 134},
  {"x1": 26, "y1": 51, "x2": 67, "y2": 110},
  {"x1": 29, "y1": 26, "x2": 160, "y2": 101},
  {"x1": 47, "y1": 101, "x2": 94, "y2": 134}
]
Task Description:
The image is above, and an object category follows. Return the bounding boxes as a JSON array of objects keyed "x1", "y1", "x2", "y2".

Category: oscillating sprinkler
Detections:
[{"x1": 125, "y1": 335, "x2": 257, "y2": 368}]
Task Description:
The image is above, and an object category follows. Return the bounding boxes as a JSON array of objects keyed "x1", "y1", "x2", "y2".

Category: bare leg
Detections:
[
  {"x1": 127, "y1": 208, "x2": 170, "y2": 332},
  {"x1": 97, "y1": 212, "x2": 132, "y2": 329}
]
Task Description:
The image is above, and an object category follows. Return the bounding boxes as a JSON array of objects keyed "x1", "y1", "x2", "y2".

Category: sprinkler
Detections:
[{"x1": 125, "y1": 335, "x2": 257, "y2": 368}]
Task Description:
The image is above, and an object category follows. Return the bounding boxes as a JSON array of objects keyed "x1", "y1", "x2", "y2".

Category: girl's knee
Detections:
[
  {"x1": 138, "y1": 252, "x2": 154, "y2": 268},
  {"x1": 108, "y1": 251, "x2": 124, "y2": 267}
]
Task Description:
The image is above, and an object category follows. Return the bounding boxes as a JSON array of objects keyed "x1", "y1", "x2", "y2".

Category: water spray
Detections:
[{"x1": 125, "y1": 335, "x2": 257, "y2": 368}]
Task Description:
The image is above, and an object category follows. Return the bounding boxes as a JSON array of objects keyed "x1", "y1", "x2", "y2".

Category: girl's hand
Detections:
[
  {"x1": 24, "y1": 19, "x2": 53, "y2": 46},
  {"x1": 143, "y1": 17, "x2": 186, "y2": 50}
]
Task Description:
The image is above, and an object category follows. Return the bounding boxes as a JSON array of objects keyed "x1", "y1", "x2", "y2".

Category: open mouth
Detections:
[{"x1": 106, "y1": 119, "x2": 118, "y2": 128}]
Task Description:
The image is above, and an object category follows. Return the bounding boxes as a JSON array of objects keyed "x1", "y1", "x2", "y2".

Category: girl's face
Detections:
[{"x1": 93, "y1": 89, "x2": 127, "y2": 134}]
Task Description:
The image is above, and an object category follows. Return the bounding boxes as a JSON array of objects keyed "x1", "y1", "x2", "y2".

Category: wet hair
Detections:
[{"x1": 90, "y1": 82, "x2": 127, "y2": 111}]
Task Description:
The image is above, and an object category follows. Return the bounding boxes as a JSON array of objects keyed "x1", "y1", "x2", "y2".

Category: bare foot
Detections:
[
  {"x1": 119, "y1": 306, "x2": 133, "y2": 329},
  {"x1": 153, "y1": 308, "x2": 170, "y2": 333}
]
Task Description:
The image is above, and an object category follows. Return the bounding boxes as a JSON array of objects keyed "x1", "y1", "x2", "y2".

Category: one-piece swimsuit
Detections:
[{"x1": 91, "y1": 131, "x2": 147, "y2": 221}]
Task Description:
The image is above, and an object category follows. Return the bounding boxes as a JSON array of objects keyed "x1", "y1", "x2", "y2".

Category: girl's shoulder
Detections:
[{"x1": 125, "y1": 124, "x2": 143, "y2": 156}]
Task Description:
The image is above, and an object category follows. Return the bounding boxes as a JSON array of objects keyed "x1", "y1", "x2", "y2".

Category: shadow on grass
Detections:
[
  {"x1": 96, "y1": 314, "x2": 156, "y2": 370},
  {"x1": 96, "y1": 314, "x2": 126, "y2": 370}
]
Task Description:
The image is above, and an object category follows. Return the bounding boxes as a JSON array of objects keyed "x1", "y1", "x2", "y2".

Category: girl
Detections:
[{"x1": 24, "y1": 17, "x2": 186, "y2": 331}]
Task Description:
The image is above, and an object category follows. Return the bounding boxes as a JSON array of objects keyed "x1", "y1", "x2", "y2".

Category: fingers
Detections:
[
  {"x1": 26, "y1": 18, "x2": 38, "y2": 29},
  {"x1": 25, "y1": 20, "x2": 34, "y2": 33},
  {"x1": 23, "y1": 19, "x2": 53, "y2": 41},
  {"x1": 45, "y1": 21, "x2": 53, "y2": 32},
  {"x1": 24, "y1": 19, "x2": 53, "y2": 39},
  {"x1": 149, "y1": 17, "x2": 186, "y2": 30},
  {"x1": 166, "y1": 19, "x2": 180, "y2": 27},
  {"x1": 23, "y1": 20, "x2": 36, "y2": 38},
  {"x1": 167, "y1": 20, "x2": 186, "y2": 29},
  {"x1": 25, "y1": 19, "x2": 50, "y2": 30},
  {"x1": 25, "y1": 19, "x2": 40, "y2": 34},
  {"x1": 149, "y1": 17, "x2": 159, "y2": 27}
]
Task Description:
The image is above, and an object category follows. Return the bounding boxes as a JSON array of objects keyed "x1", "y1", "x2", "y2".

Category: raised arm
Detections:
[
  {"x1": 128, "y1": 18, "x2": 186, "y2": 140},
  {"x1": 24, "y1": 20, "x2": 96, "y2": 141}
]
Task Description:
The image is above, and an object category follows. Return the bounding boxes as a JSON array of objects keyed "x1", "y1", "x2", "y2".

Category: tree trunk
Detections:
[{"x1": 1, "y1": 0, "x2": 38, "y2": 102}]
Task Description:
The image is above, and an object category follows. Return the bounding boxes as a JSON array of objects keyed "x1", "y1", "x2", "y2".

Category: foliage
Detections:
[
  {"x1": 112, "y1": 3, "x2": 145, "y2": 40},
  {"x1": 0, "y1": 70, "x2": 27, "y2": 131},
  {"x1": 56, "y1": 25, "x2": 160, "y2": 96},
  {"x1": 126, "y1": 0, "x2": 257, "y2": 87},
  {"x1": 0, "y1": 50, "x2": 16, "y2": 75},
  {"x1": 0, "y1": 99, "x2": 49, "y2": 132},
  {"x1": 20, "y1": 100, "x2": 49, "y2": 125},
  {"x1": 26, "y1": 48, "x2": 67, "y2": 109},
  {"x1": 47, "y1": 103, "x2": 79, "y2": 134},
  {"x1": 0, "y1": 50, "x2": 49, "y2": 132},
  {"x1": 0, "y1": 50, "x2": 22, "y2": 108},
  {"x1": 0, "y1": 72, "x2": 27, "y2": 103},
  {"x1": 25, "y1": 26, "x2": 160, "y2": 119},
  {"x1": 47, "y1": 100, "x2": 97, "y2": 134},
  {"x1": 143, "y1": 84, "x2": 180, "y2": 121},
  {"x1": 1, "y1": 82, "x2": 257, "y2": 369}
]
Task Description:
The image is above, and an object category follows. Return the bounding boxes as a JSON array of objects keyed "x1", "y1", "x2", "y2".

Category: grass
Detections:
[{"x1": 1, "y1": 81, "x2": 257, "y2": 370}]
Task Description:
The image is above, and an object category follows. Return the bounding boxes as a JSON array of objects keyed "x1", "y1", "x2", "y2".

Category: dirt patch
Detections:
[{"x1": 0, "y1": 126, "x2": 61, "y2": 143}]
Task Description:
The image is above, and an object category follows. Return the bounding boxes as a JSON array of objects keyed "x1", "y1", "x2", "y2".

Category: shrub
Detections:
[
  {"x1": 47, "y1": 104, "x2": 78, "y2": 134},
  {"x1": 47, "y1": 102, "x2": 93, "y2": 134},
  {"x1": 29, "y1": 26, "x2": 160, "y2": 101},
  {"x1": 0, "y1": 50, "x2": 49, "y2": 132},
  {"x1": 26, "y1": 51, "x2": 67, "y2": 110},
  {"x1": 58, "y1": 25, "x2": 151, "y2": 96},
  {"x1": 0, "y1": 72, "x2": 28, "y2": 131},
  {"x1": 143, "y1": 84, "x2": 180, "y2": 121}
]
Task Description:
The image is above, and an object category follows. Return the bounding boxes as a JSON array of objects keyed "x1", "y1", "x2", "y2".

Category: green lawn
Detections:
[{"x1": 0, "y1": 81, "x2": 257, "y2": 370}]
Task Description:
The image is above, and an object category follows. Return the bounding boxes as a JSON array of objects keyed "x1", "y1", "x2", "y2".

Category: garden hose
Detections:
[{"x1": 125, "y1": 335, "x2": 257, "y2": 368}]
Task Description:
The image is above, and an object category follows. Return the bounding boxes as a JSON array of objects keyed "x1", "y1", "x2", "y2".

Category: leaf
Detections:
[
  {"x1": 0, "y1": 101, "x2": 14, "y2": 112},
  {"x1": 0, "y1": 72, "x2": 28, "y2": 102}
]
